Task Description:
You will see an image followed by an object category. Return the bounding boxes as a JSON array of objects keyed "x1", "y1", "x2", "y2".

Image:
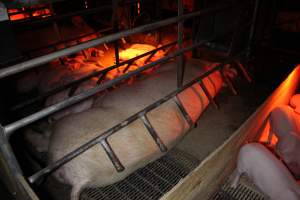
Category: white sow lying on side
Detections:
[{"x1": 47, "y1": 62, "x2": 223, "y2": 200}]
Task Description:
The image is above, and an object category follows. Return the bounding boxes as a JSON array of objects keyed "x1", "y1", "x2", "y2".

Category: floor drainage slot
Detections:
[
  {"x1": 80, "y1": 148, "x2": 199, "y2": 200},
  {"x1": 211, "y1": 178, "x2": 265, "y2": 200}
]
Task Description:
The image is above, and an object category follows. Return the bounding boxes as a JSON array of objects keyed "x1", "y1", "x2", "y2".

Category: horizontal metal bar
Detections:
[
  {"x1": 12, "y1": 5, "x2": 113, "y2": 26},
  {"x1": 25, "y1": 27, "x2": 112, "y2": 56},
  {"x1": 27, "y1": 64, "x2": 221, "y2": 184},
  {"x1": 5, "y1": 37, "x2": 216, "y2": 137},
  {"x1": 100, "y1": 139, "x2": 125, "y2": 172},
  {"x1": 12, "y1": 41, "x2": 178, "y2": 111},
  {"x1": 173, "y1": 96, "x2": 194, "y2": 127},
  {"x1": 0, "y1": 4, "x2": 231, "y2": 80},
  {"x1": 140, "y1": 114, "x2": 167, "y2": 152}
]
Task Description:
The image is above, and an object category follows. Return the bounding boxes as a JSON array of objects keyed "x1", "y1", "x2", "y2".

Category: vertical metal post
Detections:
[
  {"x1": 0, "y1": 126, "x2": 38, "y2": 200},
  {"x1": 246, "y1": 0, "x2": 261, "y2": 61},
  {"x1": 177, "y1": 0, "x2": 185, "y2": 88},
  {"x1": 112, "y1": 0, "x2": 120, "y2": 73}
]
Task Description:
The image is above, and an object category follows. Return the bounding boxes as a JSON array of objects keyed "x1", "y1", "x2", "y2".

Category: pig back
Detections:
[
  {"x1": 48, "y1": 61, "x2": 223, "y2": 198},
  {"x1": 48, "y1": 101, "x2": 189, "y2": 190}
]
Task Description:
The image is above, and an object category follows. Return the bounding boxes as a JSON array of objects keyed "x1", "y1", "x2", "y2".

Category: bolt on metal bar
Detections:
[
  {"x1": 11, "y1": 41, "x2": 178, "y2": 111},
  {"x1": 173, "y1": 96, "x2": 194, "y2": 128},
  {"x1": 140, "y1": 115, "x2": 167, "y2": 152},
  {"x1": 0, "y1": 4, "x2": 231, "y2": 80},
  {"x1": 100, "y1": 139, "x2": 125, "y2": 172},
  {"x1": 27, "y1": 64, "x2": 220, "y2": 184},
  {"x1": 198, "y1": 79, "x2": 219, "y2": 109},
  {"x1": 5, "y1": 37, "x2": 217, "y2": 137}
]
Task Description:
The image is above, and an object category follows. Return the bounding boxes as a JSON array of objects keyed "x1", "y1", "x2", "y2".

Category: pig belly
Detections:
[
  {"x1": 48, "y1": 62, "x2": 223, "y2": 200},
  {"x1": 233, "y1": 143, "x2": 300, "y2": 200}
]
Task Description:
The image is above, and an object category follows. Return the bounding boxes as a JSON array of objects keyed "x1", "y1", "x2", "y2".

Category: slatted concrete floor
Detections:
[
  {"x1": 211, "y1": 177, "x2": 266, "y2": 200},
  {"x1": 80, "y1": 148, "x2": 200, "y2": 200}
]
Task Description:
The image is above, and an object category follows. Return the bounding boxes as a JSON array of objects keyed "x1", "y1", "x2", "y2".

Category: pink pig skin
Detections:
[{"x1": 231, "y1": 143, "x2": 300, "y2": 200}]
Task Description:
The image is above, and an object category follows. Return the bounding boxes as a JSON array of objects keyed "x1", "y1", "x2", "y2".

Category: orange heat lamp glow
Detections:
[
  {"x1": 32, "y1": 8, "x2": 51, "y2": 18},
  {"x1": 119, "y1": 44, "x2": 164, "y2": 67},
  {"x1": 257, "y1": 65, "x2": 300, "y2": 146},
  {"x1": 8, "y1": 7, "x2": 52, "y2": 21}
]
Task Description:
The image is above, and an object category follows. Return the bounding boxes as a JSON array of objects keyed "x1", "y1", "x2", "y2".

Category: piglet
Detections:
[{"x1": 231, "y1": 143, "x2": 300, "y2": 200}]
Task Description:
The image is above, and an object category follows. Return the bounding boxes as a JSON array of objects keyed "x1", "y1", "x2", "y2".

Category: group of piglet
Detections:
[{"x1": 231, "y1": 94, "x2": 300, "y2": 200}]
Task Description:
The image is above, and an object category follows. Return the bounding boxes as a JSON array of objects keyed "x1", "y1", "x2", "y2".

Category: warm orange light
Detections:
[
  {"x1": 8, "y1": 7, "x2": 51, "y2": 21},
  {"x1": 119, "y1": 44, "x2": 164, "y2": 66},
  {"x1": 32, "y1": 9, "x2": 51, "y2": 18},
  {"x1": 257, "y1": 64, "x2": 300, "y2": 145}
]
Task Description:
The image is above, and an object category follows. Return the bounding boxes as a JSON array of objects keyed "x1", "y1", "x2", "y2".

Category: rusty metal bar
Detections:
[
  {"x1": 0, "y1": 4, "x2": 231, "y2": 79},
  {"x1": 199, "y1": 79, "x2": 219, "y2": 109},
  {"x1": 100, "y1": 139, "x2": 125, "y2": 172},
  {"x1": 173, "y1": 96, "x2": 194, "y2": 127},
  {"x1": 140, "y1": 115, "x2": 167, "y2": 152},
  {"x1": 177, "y1": 0, "x2": 185, "y2": 88},
  {"x1": 27, "y1": 64, "x2": 220, "y2": 184}
]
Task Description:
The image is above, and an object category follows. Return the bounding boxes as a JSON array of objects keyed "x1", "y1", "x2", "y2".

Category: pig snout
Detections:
[{"x1": 231, "y1": 143, "x2": 300, "y2": 200}]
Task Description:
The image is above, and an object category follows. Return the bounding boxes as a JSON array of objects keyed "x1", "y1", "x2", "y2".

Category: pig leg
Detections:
[
  {"x1": 71, "y1": 184, "x2": 86, "y2": 200},
  {"x1": 230, "y1": 169, "x2": 242, "y2": 188}
]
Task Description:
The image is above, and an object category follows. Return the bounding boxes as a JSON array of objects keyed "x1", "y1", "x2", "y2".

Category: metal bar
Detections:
[
  {"x1": 12, "y1": 5, "x2": 113, "y2": 26},
  {"x1": 96, "y1": 71, "x2": 108, "y2": 85},
  {"x1": 144, "y1": 50, "x2": 157, "y2": 64},
  {"x1": 112, "y1": 0, "x2": 121, "y2": 73},
  {"x1": 26, "y1": 28, "x2": 111, "y2": 56},
  {"x1": 0, "y1": 126, "x2": 36, "y2": 200},
  {"x1": 199, "y1": 79, "x2": 219, "y2": 109},
  {"x1": 140, "y1": 115, "x2": 167, "y2": 152},
  {"x1": 27, "y1": 64, "x2": 220, "y2": 184},
  {"x1": 173, "y1": 96, "x2": 194, "y2": 127},
  {"x1": 100, "y1": 139, "x2": 125, "y2": 172},
  {"x1": 246, "y1": 0, "x2": 261, "y2": 60},
  {"x1": 5, "y1": 37, "x2": 217, "y2": 137},
  {"x1": 122, "y1": 61, "x2": 135, "y2": 74},
  {"x1": 12, "y1": 41, "x2": 178, "y2": 111},
  {"x1": 219, "y1": 67, "x2": 238, "y2": 95},
  {"x1": 234, "y1": 60, "x2": 252, "y2": 83},
  {"x1": 177, "y1": 0, "x2": 185, "y2": 88},
  {"x1": 0, "y1": 4, "x2": 231, "y2": 80}
]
